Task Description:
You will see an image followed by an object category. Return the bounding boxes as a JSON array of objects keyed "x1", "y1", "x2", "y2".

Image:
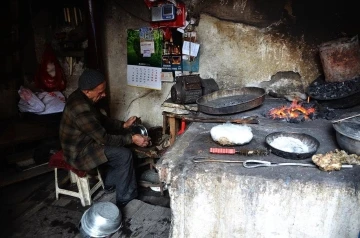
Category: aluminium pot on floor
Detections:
[{"x1": 79, "y1": 202, "x2": 122, "y2": 238}]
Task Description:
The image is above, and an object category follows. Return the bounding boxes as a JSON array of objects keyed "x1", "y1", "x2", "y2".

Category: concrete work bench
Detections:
[{"x1": 157, "y1": 98, "x2": 360, "y2": 238}]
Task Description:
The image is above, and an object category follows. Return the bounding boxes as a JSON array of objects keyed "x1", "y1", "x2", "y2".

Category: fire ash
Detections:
[{"x1": 268, "y1": 100, "x2": 316, "y2": 122}]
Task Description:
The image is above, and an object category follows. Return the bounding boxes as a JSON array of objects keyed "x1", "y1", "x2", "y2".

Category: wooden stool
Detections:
[{"x1": 49, "y1": 150, "x2": 104, "y2": 207}]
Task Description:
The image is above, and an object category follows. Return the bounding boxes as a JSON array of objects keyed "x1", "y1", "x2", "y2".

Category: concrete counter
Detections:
[{"x1": 157, "y1": 98, "x2": 360, "y2": 238}]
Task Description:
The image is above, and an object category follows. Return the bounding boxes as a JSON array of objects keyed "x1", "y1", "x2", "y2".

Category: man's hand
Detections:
[
  {"x1": 132, "y1": 134, "x2": 151, "y2": 147},
  {"x1": 123, "y1": 116, "x2": 137, "y2": 128}
]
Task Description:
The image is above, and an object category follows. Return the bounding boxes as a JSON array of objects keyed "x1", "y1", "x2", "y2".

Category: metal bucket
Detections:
[{"x1": 319, "y1": 35, "x2": 360, "y2": 83}]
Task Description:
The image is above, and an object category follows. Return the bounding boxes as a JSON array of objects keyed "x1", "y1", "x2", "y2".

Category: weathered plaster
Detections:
[
  {"x1": 103, "y1": 2, "x2": 173, "y2": 126},
  {"x1": 197, "y1": 14, "x2": 320, "y2": 89},
  {"x1": 183, "y1": 0, "x2": 287, "y2": 27},
  {"x1": 169, "y1": 172, "x2": 360, "y2": 238}
]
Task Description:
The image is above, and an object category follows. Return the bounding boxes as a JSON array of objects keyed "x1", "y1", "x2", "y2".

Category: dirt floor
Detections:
[{"x1": 0, "y1": 169, "x2": 171, "y2": 238}]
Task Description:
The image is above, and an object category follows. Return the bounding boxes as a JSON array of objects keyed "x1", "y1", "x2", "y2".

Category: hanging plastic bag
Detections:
[
  {"x1": 34, "y1": 44, "x2": 66, "y2": 92},
  {"x1": 18, "y1": 86, "x2": 45, "y2": 113}
]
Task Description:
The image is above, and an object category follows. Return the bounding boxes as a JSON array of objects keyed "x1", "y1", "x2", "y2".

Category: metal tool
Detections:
[
  {"x1": 179, "y1": 115, "x2": 259, "y2": 124},
  {"x1": 242, "y1": 160, "x2": 353, "y2": 169},
  {"x1": 192, "y1": 157, "x2": 244, "y2": 163},
  {"x1": 210, "y1": 147, "x2": 270, "y2": 156},
  {"x1": 193, "y1": 159, "x2": 315, "y2": 166},
  {"x1": 332, "y1": 113, "x2": 360, "y2": 123},
  {"x1": 192, "y1": 158, "x2": 353, "y2": 169}
]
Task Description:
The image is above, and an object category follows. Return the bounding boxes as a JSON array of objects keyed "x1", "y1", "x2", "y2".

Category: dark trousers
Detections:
[{"x1": 103, "y1": 146, "x2": 138, "y2": 205}]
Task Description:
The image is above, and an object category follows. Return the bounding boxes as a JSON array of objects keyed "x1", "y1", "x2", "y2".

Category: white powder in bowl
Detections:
[
  {"x1": 210, "y1": 123, "x2": 253, "y2": 145},
  {"x1": 269, "y1": 137, "x2": 309, "y2": 153}
]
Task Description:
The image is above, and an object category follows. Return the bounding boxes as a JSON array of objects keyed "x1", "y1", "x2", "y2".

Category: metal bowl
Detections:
[
  {"x1": 79, "y1": 202, "x2": 122, "y2": 237},
  {"x1": 131, "y1": 124, "x2": 148, "y2": 136},
  {"x1": 265, "y1": 132, "x2": 320, "y2": 160},
  {"x1": 333, "y1": 121, "x2": 360, "y2": 155}
]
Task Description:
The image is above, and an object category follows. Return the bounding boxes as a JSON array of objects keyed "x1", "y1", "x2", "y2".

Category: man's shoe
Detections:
[
  {"x1": 104, "y1": 186, "x2": 116, "y2": 194},
  {"x1": 116, "y1": 200, "x2": 131, "y2": 209}
]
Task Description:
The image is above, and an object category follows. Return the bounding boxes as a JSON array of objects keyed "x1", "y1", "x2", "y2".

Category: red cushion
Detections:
[{"x1": 49, "y1": 150, "x2": 87, "y2": 177}]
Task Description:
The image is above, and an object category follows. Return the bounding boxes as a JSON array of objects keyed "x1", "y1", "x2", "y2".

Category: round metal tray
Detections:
[
  {"x1": 265, "y1": 132, "x2": 320, "y2": 160},
  {"x1": 196, "y1": 87, "x2": 266, "y2": 115}
]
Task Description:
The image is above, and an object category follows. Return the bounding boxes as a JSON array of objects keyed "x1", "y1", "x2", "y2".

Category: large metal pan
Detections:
[
  {"x1": 265, "y1": 132, "x2": 320, "y2": 160},
  {"x1": 196, "y1": 87, "x2": 266, "y2": 115}
]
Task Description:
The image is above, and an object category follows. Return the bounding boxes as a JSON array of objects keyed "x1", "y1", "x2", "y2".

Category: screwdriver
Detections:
[{"x1": 210, "y1": 147, "x2": 270, "y2": 156}]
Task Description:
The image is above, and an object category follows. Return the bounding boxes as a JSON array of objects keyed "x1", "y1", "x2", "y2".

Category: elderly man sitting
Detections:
[{"x1": 59, "y1": 69, "x2": 150, "y2": 208}]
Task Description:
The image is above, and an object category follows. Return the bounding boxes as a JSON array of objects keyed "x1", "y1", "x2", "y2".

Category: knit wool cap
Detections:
[{"x1": 78, "y1": 69, "x2": 105, "y2": 90}]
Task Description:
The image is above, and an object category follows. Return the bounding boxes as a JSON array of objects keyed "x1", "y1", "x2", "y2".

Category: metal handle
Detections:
[
  {"x1": 243, "y1": 160, "x2": 354, "y2": 169},
  {"x1": 277, "y1": 163, "x2": 315, "y2": 167},
  {"x1": 243, "y1": 160, "x2": 272, "y2": 168},
  {"x1": 332, "y1": 114, "x2": 360, "y2": 123},
  {"x1": 243, "y1": 160, "x2": 317, "y2": 168},
  {"x1": 243, "y1": 160, "x2": 316, "y2": 168},
  {"x1": 192, "y1": 157, "x2": 244, "y2": 163},
  {"x1": 210, "y1": 148, "x2": 236, "y2": 154}
]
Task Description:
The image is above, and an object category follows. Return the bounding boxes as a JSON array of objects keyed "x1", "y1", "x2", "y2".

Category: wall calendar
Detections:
[{"x1": 127, "y1": 65, "x2": 162, "y2": 90}]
